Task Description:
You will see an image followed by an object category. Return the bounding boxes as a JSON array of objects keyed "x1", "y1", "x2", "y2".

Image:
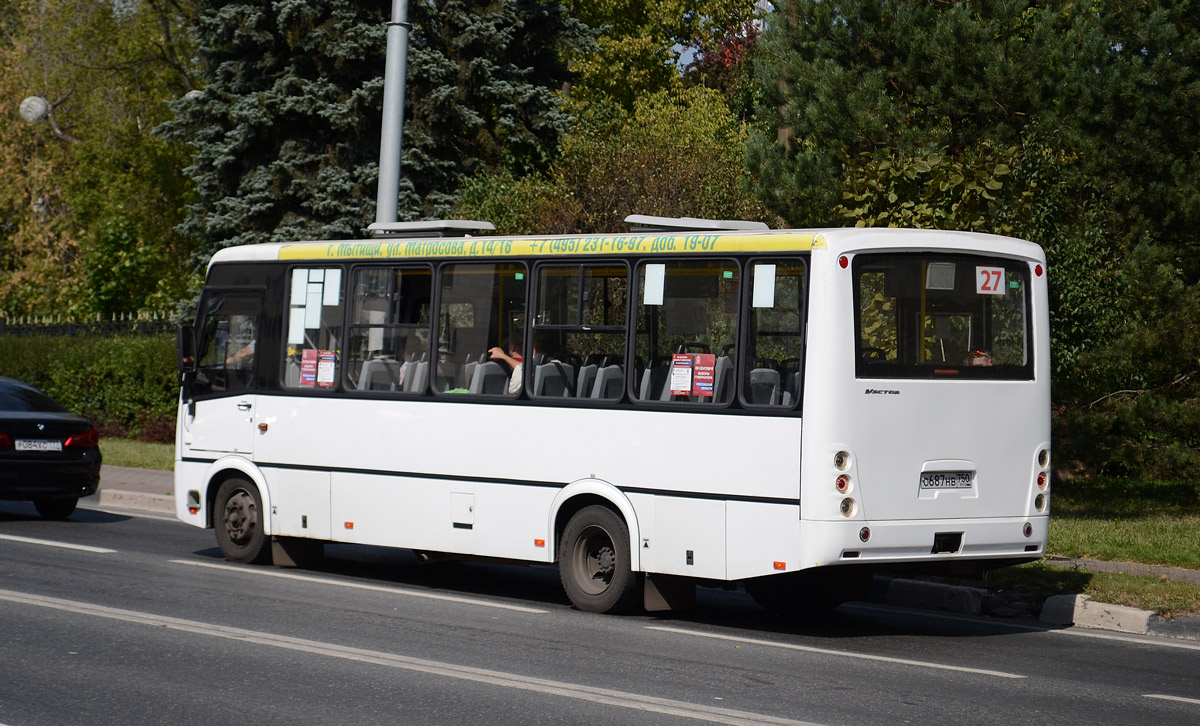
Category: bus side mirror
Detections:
[
  {"x1": 175, "y1": 321, "x2": 196, "y2": 379},
  {"x1": 177, "y1": 325, "x2": 197, "y2": 416},
  {"x1": 177, "y1": 325, "x2": 197, "y2": 376}
]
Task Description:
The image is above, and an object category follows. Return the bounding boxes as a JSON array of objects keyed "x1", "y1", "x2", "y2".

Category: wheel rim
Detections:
[
  {"x1": 569, "y1": 524, "x2": 617, "y2": 596},
  {"x1": 222, "y1": 488, "x2": 257, "y2": 546}
]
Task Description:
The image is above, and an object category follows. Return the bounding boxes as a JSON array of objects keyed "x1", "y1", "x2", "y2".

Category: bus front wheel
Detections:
[
  {"x1": 559, "y1": 505, "x2": 641, "y2": 614},
  {"x1": 214, "y1": 478, "x2": 271, "y2": 565}
]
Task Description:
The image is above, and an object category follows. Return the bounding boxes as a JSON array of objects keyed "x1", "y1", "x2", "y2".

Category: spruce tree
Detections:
[{"x1": 158, "y1": 0, "x2": 585, "y2": 264}]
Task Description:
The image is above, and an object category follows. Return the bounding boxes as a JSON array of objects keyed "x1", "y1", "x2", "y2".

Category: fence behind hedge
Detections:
[{"x1": 0, "y1": 312, "x2": 174, "y2": 338}]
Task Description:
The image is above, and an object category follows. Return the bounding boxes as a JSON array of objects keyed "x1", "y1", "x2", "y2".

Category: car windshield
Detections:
[{"x1": 0, "y1": 381, "x2": 69, "y2": 413}]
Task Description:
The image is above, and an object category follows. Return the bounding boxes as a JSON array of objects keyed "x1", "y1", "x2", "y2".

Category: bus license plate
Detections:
[
  {"x1": 15, "y1": 439, "x2": 62, "y2": 452},
  {"x1": 919, "y1": 471, "x2": 973, "y2": 489}
]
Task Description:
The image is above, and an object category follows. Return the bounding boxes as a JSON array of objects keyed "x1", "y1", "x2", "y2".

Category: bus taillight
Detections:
[
  {"x1": 1022, "y1": 522, "x2": 1033, "y2": 537},
  {"x1": 859, "y1": 527, "x2": 871, "y2": 542},
  {"x1": 1036, "y1": 472, "x2": 1047, "y2": 490},
  {"x1": 840, "y1": 498, "x2": 856, "y2": 517},
  {"x1": 835, "y1": 475, "x2": 850, "y2": 493},
  {"x1": 834, "y1": 450, "x2": 850, "y2": 470},
  {"x1": 1035, "y1": 494, "x2": 1047, "y2": 513}
]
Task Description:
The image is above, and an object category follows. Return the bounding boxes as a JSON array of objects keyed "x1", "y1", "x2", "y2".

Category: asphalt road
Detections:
[{"x1": 2, "y1": 501, "x2": 1199, "y2": 726}]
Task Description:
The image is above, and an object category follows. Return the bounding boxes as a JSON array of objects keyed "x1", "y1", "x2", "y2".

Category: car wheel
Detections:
[
  {"x1": 34, "y1": 497, "x2": 78, "y2": 520},
  {"x1": 214, "y1": 478, "x2": 271, "y2": 564},
  {"x1": 559, "y1": 505, "x2": 641, "y2": 614}
]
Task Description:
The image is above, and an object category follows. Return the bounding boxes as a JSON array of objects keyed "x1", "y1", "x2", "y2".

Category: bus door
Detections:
[{"x1": 183, "y1": 291, "x2": 263, "y2": 455}]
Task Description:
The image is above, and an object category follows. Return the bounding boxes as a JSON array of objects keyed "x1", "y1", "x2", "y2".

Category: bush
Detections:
[{"x1": 0, "y1": 334, "x2": 176, "y2": 442}]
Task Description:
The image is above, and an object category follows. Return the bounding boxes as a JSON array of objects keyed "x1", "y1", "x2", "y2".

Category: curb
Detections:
[
  {"x1": 880, "y1": 577, "x2": 1200, "y2": 640},
  {"x1": 96, "y1": 489, "x2": 175, "y2": 515},
  {"x1": 1039, "y1": 593, "x2": 1154, "y2": 634}
]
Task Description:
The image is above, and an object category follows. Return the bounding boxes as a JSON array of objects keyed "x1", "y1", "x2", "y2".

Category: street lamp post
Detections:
[{"x1": 375, "y1": 0, "x2": 411, "y2": 227}]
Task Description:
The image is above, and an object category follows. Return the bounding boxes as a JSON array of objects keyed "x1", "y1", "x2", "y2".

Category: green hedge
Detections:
[{"x1": 0, "y1": 334, "x2": 177, "y2": 442}]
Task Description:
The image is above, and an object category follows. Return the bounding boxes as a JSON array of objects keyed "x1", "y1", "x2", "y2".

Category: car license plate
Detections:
[
  {"x1": 15, "y1": 439, "x2": 63, "y2": 452},
  {"x1": 919, "y1": 471, "x2": 973, "y2": 489}
]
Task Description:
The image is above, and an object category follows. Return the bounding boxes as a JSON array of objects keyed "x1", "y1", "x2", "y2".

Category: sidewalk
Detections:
[
  {"x1": 86, "y1": 465, "x2": 1200, "y2": 638},
  {"x1": 88, "y1": 465, "x2": 174, "y2": 514}
]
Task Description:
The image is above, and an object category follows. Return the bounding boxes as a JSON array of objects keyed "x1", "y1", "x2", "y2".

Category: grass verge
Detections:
[
  {"x1": 1049, "y1": 476, "x2": 1200, "y2": 569},
  {"x1": 100, "y1": 438, "x2": 174, "y2": 471}
]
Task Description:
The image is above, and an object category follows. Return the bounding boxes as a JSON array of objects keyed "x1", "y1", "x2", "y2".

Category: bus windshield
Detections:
[{"x1": 853, "y1": 252, "x2": 1032, "y2": 379}]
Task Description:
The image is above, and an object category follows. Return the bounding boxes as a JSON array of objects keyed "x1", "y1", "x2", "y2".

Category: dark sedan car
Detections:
[{"x1": 0, "y1": 377, "x2": 100, "y2": 519}]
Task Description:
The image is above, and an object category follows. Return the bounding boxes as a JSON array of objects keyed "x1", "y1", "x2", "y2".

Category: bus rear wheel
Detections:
[
  {"x1": 214, "y1": 478, "x2": 270, "y2": 564},
  {"x1": 559, "y1": 505, "x2": 641, "y2": 614}
]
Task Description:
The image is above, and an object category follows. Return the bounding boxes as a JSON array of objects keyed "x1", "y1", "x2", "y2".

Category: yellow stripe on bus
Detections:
[{"x1": 277, "y1": 233, "x2": 825, "y2": 261}]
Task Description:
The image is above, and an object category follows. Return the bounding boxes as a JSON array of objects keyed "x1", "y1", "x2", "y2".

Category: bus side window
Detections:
[
  {"x1": 633, "y1": 259, "x2": 739, "y2": 405},
  {"x1": 283, "y1": 267, "x2": 345, "y2": 390},
  {"x1": 437, "y1": 262, "x2": 527, "y2": 397},
  {"x1": 194, "y1": 294, "x2": 262, "y2": 396},
  {"x1": 743, "y1": 260, "x2": 806, "y2": 408},
  {"x1": 532, "y1": 263, "x2": 628, "y2": 401},
  {"x1": 346, "y1": 266, "x2": 432, "y2": 393}
]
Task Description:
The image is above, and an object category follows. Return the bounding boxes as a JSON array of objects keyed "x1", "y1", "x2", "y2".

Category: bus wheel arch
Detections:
[
  {"x1": 202, "y1": 459, "x2": 273, "y2": 565},
  {"x1": 558, "y1": 503, "x2": 642, "y2": 614},
  {"x1": 550, "y1": 482, "x2": 641, "y2": 572}
]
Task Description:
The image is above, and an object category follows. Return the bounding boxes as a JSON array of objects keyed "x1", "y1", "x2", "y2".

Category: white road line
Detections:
[
  {"x1": 646, "y1": 625, "x2": 1026, "y2": 680},
  {"x1": 0, "y1": 588, "x2": 825, "y2": 726},
  {"x1": 170, "y1": 558, "x2": 549, "y2": 614},
  {"x1": 0, "y1": 533, "x2": 116, "y2": 554},
  {"x1": 1145, "y1": 694, "x2": 1200, "y2": 706}
]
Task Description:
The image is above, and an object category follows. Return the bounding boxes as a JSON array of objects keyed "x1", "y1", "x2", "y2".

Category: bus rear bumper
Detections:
[{"x1": 801, "y1": 516, "x2": 1049, "y2": 568}]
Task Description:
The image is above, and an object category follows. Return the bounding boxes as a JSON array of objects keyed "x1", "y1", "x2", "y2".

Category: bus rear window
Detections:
[{"x1": 853, "y1": 253, "x2": 1032, "y2": 380}]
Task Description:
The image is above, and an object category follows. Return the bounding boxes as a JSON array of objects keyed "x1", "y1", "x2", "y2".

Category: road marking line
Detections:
[
  {"x1": 170, "y1": 558, "x2": 549, "y2": 614},
  {"x1": 646, "y1": 625, "x2": 1026, "y2": 680},
  {"x1": 1145, "y1": 694, "x2": 1200, "y2": 706},
  {"x1": 0, "y1": 533, "x2": 116, "y2": 554},
  {"x1": 0, "y1": 588, "x2": 825, "y2": 726}
]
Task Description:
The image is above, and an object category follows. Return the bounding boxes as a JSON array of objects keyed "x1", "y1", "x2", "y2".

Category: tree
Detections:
[
  {"x1": 748, "y1": 1, "x2": 1200, "y2": 486},
  {"x1": 456, "y1": 85, "x2": 771, "y2": 234},
  {"x1": 158, "y1": 0, "x2": 586, "y2": 270},
  {"x1": 0, "y1": 0, "x2": 202, "y2": 316},
  {"x1": 566, "y1": 0, "x2": 761, "y2": 110}
]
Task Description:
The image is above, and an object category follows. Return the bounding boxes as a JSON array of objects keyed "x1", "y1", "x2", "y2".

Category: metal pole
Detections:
[{"x1": 375, "y1": 0, "x2": 411, "y2": 226}]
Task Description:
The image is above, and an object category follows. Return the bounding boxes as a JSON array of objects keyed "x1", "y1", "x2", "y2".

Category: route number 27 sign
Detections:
[{"x1": 975, "y1": 266, "x2": 1006, "y2": 296}]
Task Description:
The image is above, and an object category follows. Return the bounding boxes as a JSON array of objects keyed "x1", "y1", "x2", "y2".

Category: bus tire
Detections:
[
  {"x1": 559, "y1": 505, "x2": 641, "y2": 614},
  {"x1": 214, "y1": 478, "x2": 271, "y2": 565}
]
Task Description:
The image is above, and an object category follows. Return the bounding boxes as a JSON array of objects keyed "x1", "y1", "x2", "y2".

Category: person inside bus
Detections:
[
  {"x1": 488, "y1": 335, "x2": 524, "y2": 394},
  {"x1": 396, "y1": 335, "x2": 425, "y2": 388},
  {"x1": 971, "y1": 349, "x2": 994, "y2": 366},
  {"x1": 225, "y1": 339, "x2": 255, "y2": 369}
]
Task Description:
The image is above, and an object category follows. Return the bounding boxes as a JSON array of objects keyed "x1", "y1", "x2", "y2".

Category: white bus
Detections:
[{"x1": 175, "y1": 217, "x2": 1051, "y2": 613}]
